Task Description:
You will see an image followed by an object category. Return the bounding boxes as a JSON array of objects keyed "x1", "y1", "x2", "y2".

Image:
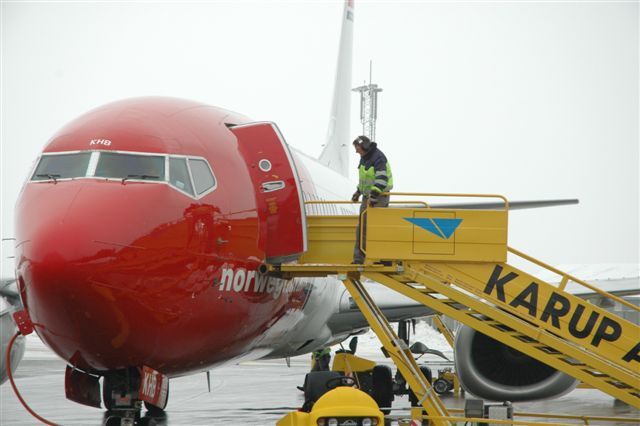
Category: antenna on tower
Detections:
[{"x1": 352, "y1": 60, "x2": 383, "y2": 141}]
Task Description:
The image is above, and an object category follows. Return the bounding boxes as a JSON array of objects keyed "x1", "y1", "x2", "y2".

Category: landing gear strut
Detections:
[{"x1": 102, "y1": 368, "x2": 164, "y2": 426}]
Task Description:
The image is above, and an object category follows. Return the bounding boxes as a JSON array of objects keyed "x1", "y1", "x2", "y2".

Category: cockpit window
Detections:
[
  {"x1": 95, "y1": 152, "x2": 164, "y2": 181},
  {"x1": 188, "y1": 159, "x2": 216, "y2": 195},
  {"x1": 29, "y1": 151, "x2": 215, "y2": 199},
  {"x1": 31, "y1": 152, "x2": 92, "y2": 181},
  {"x1": 169, "y1": 157, "x2": 194, "y2": 195}
]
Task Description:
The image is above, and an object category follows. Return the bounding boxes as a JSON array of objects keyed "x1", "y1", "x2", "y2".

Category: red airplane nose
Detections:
[{"x1": 15, "y1": 180, "x2": 216, "y2": 372}]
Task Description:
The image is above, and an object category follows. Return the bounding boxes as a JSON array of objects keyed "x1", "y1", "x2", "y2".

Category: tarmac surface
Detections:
[{"x1": 2, "y1": 354, "x2": 639, "y2": 425}]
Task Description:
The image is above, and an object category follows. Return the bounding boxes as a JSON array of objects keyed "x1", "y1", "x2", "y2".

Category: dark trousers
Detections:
[
  {"x1": 353, "y1": 194, "x2": 390, "y2": 263},
  {"x1": 312, "y1": 354, "x2": 331, "y2": 371}
]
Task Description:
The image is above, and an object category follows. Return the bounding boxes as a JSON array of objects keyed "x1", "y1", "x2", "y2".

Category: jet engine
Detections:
[
  {"x1": 454, "y1": 325, "x2": 577, "y2": 401},
  {"x1": 1, "y1": 279, "x2": 26, "y2": 385}
]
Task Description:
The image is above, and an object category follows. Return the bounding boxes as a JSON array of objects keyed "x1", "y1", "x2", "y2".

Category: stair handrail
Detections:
[
  {"x1": 508, "y1": 246, "x2": 639, "y2": 312},
  {"x1": 303, "y1": 192, "x2": 509, "y2": 210}
]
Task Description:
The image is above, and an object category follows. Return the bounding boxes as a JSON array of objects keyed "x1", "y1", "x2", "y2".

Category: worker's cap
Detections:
[{"x1": 352, "y1": 135, "x2": 373, "y2": 151}]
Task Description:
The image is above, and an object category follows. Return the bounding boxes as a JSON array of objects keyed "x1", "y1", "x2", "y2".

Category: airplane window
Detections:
[
  {"x1": 95, "y1": 152, "x2": 164, "y2": 181},
  {"x1": 188, "y1": 159, "x2": 216, "y2": 195},
  {"x1": 169, "y1": 157, "x2": 194, "y2": 196},
  {"x1": 31, "y1": 152, "x2": 92, "y2": 180}
]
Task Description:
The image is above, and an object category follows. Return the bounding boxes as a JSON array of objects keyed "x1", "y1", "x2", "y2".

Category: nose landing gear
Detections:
[{"x1": 102, "y1": 368, "x2": 167, "y2": 426}]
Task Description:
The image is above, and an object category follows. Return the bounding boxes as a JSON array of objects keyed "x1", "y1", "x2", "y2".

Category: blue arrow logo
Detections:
[{"x1": 404, "y1": 217, "x2": 463, "y2": 239}]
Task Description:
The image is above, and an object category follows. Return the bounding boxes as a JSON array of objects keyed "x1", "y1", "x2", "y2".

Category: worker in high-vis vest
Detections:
[
  {"x1": 351, "y1": 135, "x2": 393, "y2": 264},
  {"x1": 311, "y1": 347, "x2": 332, "y2": 371}
]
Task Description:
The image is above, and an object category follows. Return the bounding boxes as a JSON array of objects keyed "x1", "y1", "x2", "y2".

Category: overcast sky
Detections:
[{"x1": 1, "y1": 0, "x2": 638, "y2": 278}]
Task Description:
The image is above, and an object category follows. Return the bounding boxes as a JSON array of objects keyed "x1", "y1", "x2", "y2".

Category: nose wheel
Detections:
[
  {"x1": 103, "y1": 405, "x2": 142, "y2": 426},
  {"x1": 102, "y1": 368, "x2": 167, "y2": 426},
  {"x1": 104, "y1": 407, "x2": 159, "y2": 426}
]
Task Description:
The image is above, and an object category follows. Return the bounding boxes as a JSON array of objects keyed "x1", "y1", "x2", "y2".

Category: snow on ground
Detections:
[
  {"x1": 331, "y1": 320, "x2": 454, "y2": 364},
  {"x1": 23, "y1": 334, "x2": 57, "y2": 360}
]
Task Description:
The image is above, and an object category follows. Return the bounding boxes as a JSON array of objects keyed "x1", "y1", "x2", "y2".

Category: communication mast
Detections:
[{"x1": 352, "y1": 61, "x2": 383, "y2": 141}]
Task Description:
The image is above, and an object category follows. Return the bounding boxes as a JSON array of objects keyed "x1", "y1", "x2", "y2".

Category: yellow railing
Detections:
[
  {"x1": 304, "y1": 192, "x2": 512, "y2": 264},
  {"x1": 304, "y1": 200, "x2": 430, "y2": 209},
  {"x1": 387, "y1": 192, "x2": 510, "y2": 211},
  {"x1": 304, "y1": 192, "x2": 510, "y2": 211},
  {"x1": 508, "y1": 246, "x2": 640, "y2": 313}
]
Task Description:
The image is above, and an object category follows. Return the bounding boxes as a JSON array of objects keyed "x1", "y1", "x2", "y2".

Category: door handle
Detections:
[{"x1": 261, "y1": 181, "x2": 285, "y2": 192}]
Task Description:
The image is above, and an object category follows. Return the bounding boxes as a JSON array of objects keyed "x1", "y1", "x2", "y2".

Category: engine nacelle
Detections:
[{"x1": 454, "y1": 325, "x2": 577, "y2": 401}]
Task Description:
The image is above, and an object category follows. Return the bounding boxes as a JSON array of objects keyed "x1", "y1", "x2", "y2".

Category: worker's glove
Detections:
[
  {"x1": 368, "y1": 194, "x2": 379, "y2": 206},
  {"x1": 351, "y1": 191, "x2": 361, "y2": 202}
]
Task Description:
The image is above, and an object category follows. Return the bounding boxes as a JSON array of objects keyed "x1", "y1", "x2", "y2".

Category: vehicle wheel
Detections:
[
  {"x1": 302, "y1": 371, "x2": 341, "y2": 412},
  {"x1": 408, "y1": 366, "x2": 432, "y2": 407},
  {"x1": 372, "y1": 365, "x2": 393, "y2": 415},
  {"x1": 433, "y1": 378, "x2": 450, "y2": 394},
  {"x1": 138, "y1": 417, "x2": 156, "y2": 426},
  {"x1": 144, "y1": 381, "x2": 169, "y2": 415},
  {"x1": 144, "y1": 402, "x2": 165, "y2": 417}
]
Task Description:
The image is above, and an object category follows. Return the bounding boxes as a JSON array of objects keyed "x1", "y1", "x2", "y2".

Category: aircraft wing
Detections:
[
  {"x1": 430, "y1": 198, "x2": 579, "y2": 210},
  {"x1": 326, "y1": 279, "x2": 434, "y2": 336}
]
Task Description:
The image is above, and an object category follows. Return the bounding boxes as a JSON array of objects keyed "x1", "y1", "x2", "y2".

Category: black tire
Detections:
[
  {"x1": 408, "y1": 366, "x2": 433, "y2": 407},
  {"x1": 302, "y1": 371, "x2": 341, "y2": 411},
  {"x1": 144, "y1": 381, "x2": 169, "y2": 415},
  {"x1": 433, "y1": 378, "x2": 450, "y2": 394},
  {"x1": 354, "y1": 371, "x2": 373, "y2": 394},
  {"x1": 138, "y1": 417, "x2": 157, "y2": 426},
  {"x1": 372, "y1": 365, "x2": 393, "y2": 415},
  {"x1": 144, "y1": 402, "x2": 165, "y2": 417}
]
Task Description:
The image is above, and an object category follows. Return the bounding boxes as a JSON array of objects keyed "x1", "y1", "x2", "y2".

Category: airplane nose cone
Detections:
[
  {"x1": 14, "y1": 181, "x2": 203, "y2": 371},
  {"x1": 16, "y1": 182, "x2": 149, "y2": 291}
]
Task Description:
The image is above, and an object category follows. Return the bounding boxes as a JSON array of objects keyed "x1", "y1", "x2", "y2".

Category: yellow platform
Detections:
[{"x1": 274, "y1": 193, "x2": 640, "y2": 421}]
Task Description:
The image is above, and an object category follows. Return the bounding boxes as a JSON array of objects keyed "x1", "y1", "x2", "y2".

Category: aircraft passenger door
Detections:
[{"x1": 230, "y1": 122, "x2": 307, "y2": 263}]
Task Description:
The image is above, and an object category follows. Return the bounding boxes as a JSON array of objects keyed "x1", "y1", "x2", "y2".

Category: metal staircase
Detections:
[
  {"x1": 271, "y1": 193, "x2": 640, "y2": 423},
  {"x1": 365, "y1": 260, "x2": 640, "y2": 408},
  {"x1": 341, "y1": 278, "x2": 449, "y2": 421}
]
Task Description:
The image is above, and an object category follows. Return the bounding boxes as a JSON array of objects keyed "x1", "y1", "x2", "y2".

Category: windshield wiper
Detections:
[
  {"x1": 121, "y1": 174, "x2": 159, "y2": 184},
  {"x1": 36, "y1": 173, "x2": 61, "y2": 183}
]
